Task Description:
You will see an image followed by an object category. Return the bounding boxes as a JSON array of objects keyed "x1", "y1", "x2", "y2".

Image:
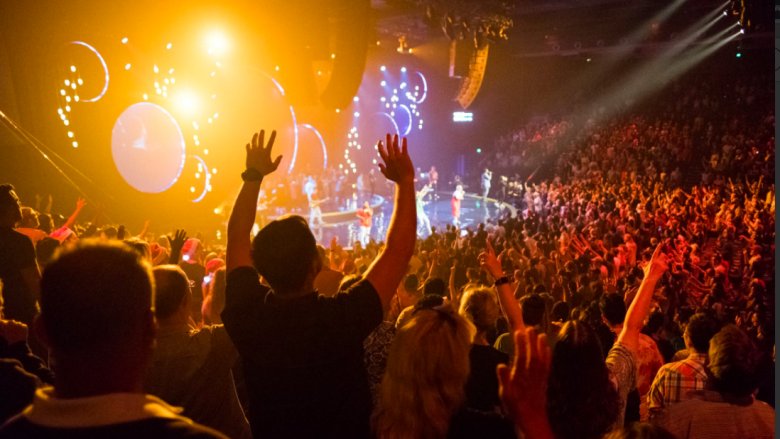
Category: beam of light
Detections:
[
  {"x1": 190, "y1": 154, "x2": 211, "y2": 202},
  {"x1": 376, "y1": 112, "x2": 400, "y2": 137},
  {"x1": 69, "y1": 41, "x2": 109, "y2": 102},
  {"x1": 301, "y1": 123, "x2": 328, "y2": 169},
  {"x1": 658, "y1": 31, "x2": 740, "y2": 86},
  {"x1": 659, "y1": 10, "x2": 726, "y2": 60},
  {"x1": 286, "y1": 105, "x2": 300, "y2": 174},
  {"x1": 397, "y1": 104, "x2": 413, "y2": 136}
]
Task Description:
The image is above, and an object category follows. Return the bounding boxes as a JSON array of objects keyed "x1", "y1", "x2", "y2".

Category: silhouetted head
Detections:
[{"x1": 253, "y1": 215, "x2": 321, "y2": 295}]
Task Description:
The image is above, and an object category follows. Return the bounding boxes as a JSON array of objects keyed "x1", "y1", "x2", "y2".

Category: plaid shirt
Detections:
[{"x1": 647, "y1": 352, "x2": 708, "y2": 412}]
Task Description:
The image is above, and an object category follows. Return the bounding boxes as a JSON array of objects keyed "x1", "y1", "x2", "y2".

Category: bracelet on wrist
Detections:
[
  {"x1": 494, "y1": 275, "x2": 510, "y2": 287},
  {"x1": 241, "y1": 168, "x2": 264, "y2": 182}
]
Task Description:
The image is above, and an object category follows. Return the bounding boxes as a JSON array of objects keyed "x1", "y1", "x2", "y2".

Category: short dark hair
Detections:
[
  {"x1": 40, "y1": 241, "x2": 153, "y2": 355},
  {"x1": 520, "y1": 293, "x2": 546, "y2": 327},
  {"x1": 708, "y1": 325, "x2": 758, "y2": 397},
  {"x1": 152, "y1": 265, "x2": 190, "y2": 319},
  {"x1": 685, "y1": 313, "x2": 718, "y2": 353},
  {"x1": 599, "y1": 293, "x2": 626, "y2": 326},
  {"x1": 403, "y1": 274, "x2": 419, "y2": 293},
  {"x1": 422, "y1": 278, "x2": 446, "y2": 297},
  {"x1": 0, "y1": 184, "x2": 18, "y2": 218},
  {"x1": 0, "y1": 184, "x2": 15, "y2": 209},
  {"x1": 551, "y1": 301, "x2": 570, "y2": 323},
  {"x1": 252, "y1": 215, "x2": 319, "y2": 294}
]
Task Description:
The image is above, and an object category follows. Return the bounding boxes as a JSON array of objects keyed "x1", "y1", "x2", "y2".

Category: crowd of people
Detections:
[{"x1": 0, "y1": 62, "x2": 775, "y2": 438}]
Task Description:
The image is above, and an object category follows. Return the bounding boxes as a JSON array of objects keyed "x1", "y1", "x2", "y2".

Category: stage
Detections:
[{"x1": 266, "y1": 191, "x2": 517, "y2": 246}]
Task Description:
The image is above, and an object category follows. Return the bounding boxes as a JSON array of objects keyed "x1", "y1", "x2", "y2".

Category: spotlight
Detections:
[
  {"x1": 121, "y1": 37, "x2": 129, "y2": 44},
  {"x1": 739, "y1": 28, "x2": 744, "y2": 34},
  {"x1": 72, "y1": 141, "x2": 78, "y2": 148},
  {"x1": 380, "y1": 80, "x2": 387, "y2": 87},
  {"x1": 173, "y1": 89, "x2": 200, "y2": 115},
  {"x1": 380, "y1": 65, "x2": 386, "y2": 72},
  {"x1": 125, "y1": 63, "x2": 131, "y2": 70},
  {"x1": 401, "y1": 67, "x2": 407, "y2": 73},
  {"x1": 166, "y1": 42, "x2": 173, "y2": 50},
  {"x1": 353, "y1": 96, "x2": 359, "y2": 102},
  {"x1": 735, "y1": 51, "x2": 742, "y2": 58},
  {"x1": 205, "y1": 30, "x2": 230, "y2": 55},
  {"x1": 723, "y1": 11, "x2": 727, "y2": 16}
]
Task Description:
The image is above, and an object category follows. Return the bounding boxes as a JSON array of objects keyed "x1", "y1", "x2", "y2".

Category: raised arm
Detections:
[
  {"x1": 480, "y1": 239, "x2": 525, "y2": 332},
  {"x1": 60, "y1": 197, "x2": 86, "y2": 231},
  {"x1": 617, "y1": 243, "x2": 668, "y2": 353},
  {"x1": 363, "y1": 134, "x2": 416, "y2": 311},
  {"x1": 226, "y1": 130, "x2": 282, "y2": 273}
]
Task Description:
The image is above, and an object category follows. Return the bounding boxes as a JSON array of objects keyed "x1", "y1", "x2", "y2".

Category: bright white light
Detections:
[
  {"x1": 205, "y1": 30, "x2": 230, "y2": 55},
  {"x1": 67, "y1": 131, "x2": 74, "y2": 138},
  {"x1": 166, "y1": 42, "x2": 173, "y2": 50},
  {"x1": 380, "y1": 80, "x2": 387, "y2": 86},
  {"x1": 64, "y1": 79, "x2": 71, "y2": 86},
  {"x1": 72, "y1": 141, "x2": 78, "y2": 148},
  {"x1": 739, "y1": 28, "x2": 744, "y2": 34},
  {"x1": 173, "y1": 89, "x2": 200, "y2": 116},
  {"x1": 453, "y1": 111, "x2": 474, "y2": 122},
  {"x1": 353, "y1": 96, "x2": 359, "y2": 102},
  {"x1": 380, "y1": 65, "x2": 386, "y2": 71},
  {"x1": 121, "y1": 37, "x2": 129, "y2": 44},
  {"x1": 125, "y1": 63, "x2": 131, "y2": 70},
  {"x1": 70, "y1": 65, "x2": 76, "y2": 73},
  {"x1": 401, "y1": 66, "x2": 407, "y2": 72},
  {"x1": 354, "y1": 111, "x2": 360, "y2": 117}
]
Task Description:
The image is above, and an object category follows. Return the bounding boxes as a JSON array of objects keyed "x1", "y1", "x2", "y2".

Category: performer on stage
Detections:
[
  {"x1": 416, "y1": 183, "x2": 433, "y2": 237},
  {"x1": 481, "y1": 168, "x2": 493, "y2": 201},
  {"x1": 308, "y1": 189, "x2": 326, "y2": 242},
  {"x1": 355, "y1": 201, "x2": 373, "y2": 246},
  {"x1": 428, "y1": 166, "x2": 438, "y2": 192},
  {"x1": 451, "y1": 184, "x2": 465, "y2": 227}
]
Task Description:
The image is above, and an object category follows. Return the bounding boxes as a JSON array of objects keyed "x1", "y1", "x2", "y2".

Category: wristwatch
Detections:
[
  {"x1": 494, "y1": 276, "x2": 510, "y2": 287},
  {"x1": 241, "y1": 168, "x2": 264, "y2": 182}
]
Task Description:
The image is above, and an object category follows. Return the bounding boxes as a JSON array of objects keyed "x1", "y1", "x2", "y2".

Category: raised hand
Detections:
[
  {"x1": 168, "y1": 229, "x2": 188, "y2": 256},
  {"x1": 0, "y1": 319, "x2": 29, "y2": 345},
  {"x1": 76, "y1": 197, "x2": 87, "y2": 210},
  {"x1": 377, "y1": 134, "x2": 414, "y2": 184},
  {"x1": 479, "y1": 239, "x2": 504, "y2": 279},
  {"x1": 246, "y1": 130, "x2": 283, "y2": 177},
  {"x1": 497, "y1": 328, "x2": 554, "y2": 439},
  {"x1": 645, "y1": 242, "x2": 670, "y2": 280}
]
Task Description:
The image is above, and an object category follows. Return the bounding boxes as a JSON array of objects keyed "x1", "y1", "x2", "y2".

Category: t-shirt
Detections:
[
  {"x1": 0, "y1": 228, "x2": 37, "y2": 324},
  {"x1": 606, "y1": 342, "x2": 637, "y2": 429},
  {"x1": 465, "y1": 345, "x2": 509, "y2": 412},
  {"x1": 0, "y1": 389, "x2": 225, "y2": 439},
  {"x1": 222, "y1": 267, "x2": 383, "y2": 439},
  {"x1": 654, "y1": 390, "x2": 775, "y2": 439},
  {"x1": 144, "y1": 325, "x2": 250, "y2": 439}
]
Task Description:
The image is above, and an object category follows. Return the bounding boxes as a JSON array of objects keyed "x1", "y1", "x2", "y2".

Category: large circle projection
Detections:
[{"x1": 111, "y1": 102, "x2": 186, "y2": 193}]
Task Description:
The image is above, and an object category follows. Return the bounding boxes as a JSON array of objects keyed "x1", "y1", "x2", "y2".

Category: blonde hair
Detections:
[
  {"x1": 458, "y1": 287, "x2": 500, "y2": 335},
  {"x1": 373, "y1": 306, "x2": 475, "y2": 439}
]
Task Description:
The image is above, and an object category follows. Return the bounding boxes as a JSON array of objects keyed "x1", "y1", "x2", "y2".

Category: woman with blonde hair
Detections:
[
  {"x1": 459, "y1": 287, "x2": 508, "y2": 411},
  {"x1": 373, "y1": 305, "x2": 514, "y2": 439}
]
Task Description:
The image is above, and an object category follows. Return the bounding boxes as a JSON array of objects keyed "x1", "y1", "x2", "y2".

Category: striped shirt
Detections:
[{"x1": 647, "y1": 352, "x2": 708, "y2": 412}]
